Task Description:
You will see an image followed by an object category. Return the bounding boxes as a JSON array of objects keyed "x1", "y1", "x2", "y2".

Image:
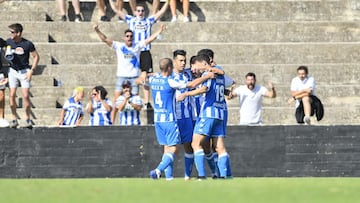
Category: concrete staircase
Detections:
[{"x1": 1, "y1": 0, "x2": 360, "y2": 126}]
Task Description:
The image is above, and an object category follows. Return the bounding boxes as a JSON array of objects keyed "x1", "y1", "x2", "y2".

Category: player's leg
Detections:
[
  {"x1": 203, "y1": 138, "x2": 218, "y2": 178},
  {"x1": 212, "y1": 119, "x2": 231, "y2": 178}
]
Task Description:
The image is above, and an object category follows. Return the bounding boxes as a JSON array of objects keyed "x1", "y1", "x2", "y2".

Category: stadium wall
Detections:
[{"x1": 0, "y1": 125, "x2": 359, "y2": 178}]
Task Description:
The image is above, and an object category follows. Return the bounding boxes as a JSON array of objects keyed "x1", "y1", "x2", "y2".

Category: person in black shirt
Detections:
[
  {"x1": 0, "y1": 37, "x2": 10, "y2": 127},
  {"x1": 6, "y1": 23, "x2": 39, "y2": 128}
]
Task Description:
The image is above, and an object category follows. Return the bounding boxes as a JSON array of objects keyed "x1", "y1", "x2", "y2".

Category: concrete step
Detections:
[
  {"x1": 37, "y1": 64, "x2": 360, "y2": 87},
  {"x1": 3, "y1": 105, "x2": 360, "y2": 126},
  {"x1": 34, "y1": 42, "x2": 360, "y2": 65},
  {"x1": 2, "y1": 21, "x2": 360, "y2": 43},
  {"x1": 1, "y1": 0, "x2": 359, "y2": 22}
]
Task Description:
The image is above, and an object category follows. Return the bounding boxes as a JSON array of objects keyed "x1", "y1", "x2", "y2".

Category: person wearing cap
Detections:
[
  {"x1": 57, "y1": 86, "x2": 85, "y2": 126},
  {"x1": 115, "y1": 80, "x2": 143, "y2": 125}
]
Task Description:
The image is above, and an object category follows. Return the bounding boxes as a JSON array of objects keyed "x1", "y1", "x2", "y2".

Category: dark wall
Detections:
[{"x1": 0, "y1": 125, "x2": 359, "y2": 178}]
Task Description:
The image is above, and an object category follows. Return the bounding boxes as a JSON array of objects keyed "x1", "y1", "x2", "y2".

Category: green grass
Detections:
[{"x1": 0, "y1": 178, "x2": 359, "y2": 203}]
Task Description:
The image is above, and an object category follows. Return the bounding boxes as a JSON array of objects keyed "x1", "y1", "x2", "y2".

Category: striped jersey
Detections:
[
  {"x1": 199, "y1": 72, "x2": 225, "y2": 120},
  {"x1": 125, "y1": 15, "x2": 156, "y2": 51},
  {"x1": 62, "y1": 97, "x2": 84, "y2": 126},
  {"x1": 112, "y1": 41, "x2": 145, "y2": 77},
  {"x1": 116, "y1": 95, "x2": 143, "y2": 125},
  {"x1": 149, "y1": 72, "x2": 187, "y2": 123},
  {"x1": 87, "y1": 98, "x2": 113, "y2": 126},
  {"x1": 171, "y1": 71, "x2": 192, "y2": 120}
]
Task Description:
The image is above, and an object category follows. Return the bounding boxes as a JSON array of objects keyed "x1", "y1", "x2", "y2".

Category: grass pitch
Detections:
[{"x1": 0, "y1": 178, "x2": 359, "y2": 203}]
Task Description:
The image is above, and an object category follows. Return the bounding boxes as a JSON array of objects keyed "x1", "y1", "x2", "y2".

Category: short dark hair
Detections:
[
  {"x1": 194, "y1": 54, "x2": 211, "y2": 65},
  {"x1": 245, "y1": 72, "x2": 256, "y2": 79},
  {"x1": 297, "y1": 66, "x2": 308, "y2": 74},
  {"x1": 197, "y1": 49, "x2": 214, "y2": 59},
  {"x1": 173, "y1": 49, "x2": 186, "y2": 59},
  {"x1": 8, "y1": 23, "x2": 23, "y2": 33},
  {"x1": 122, "y1": 80, "x2": 131, "y2": 88},
  {"x1": 94, "y1": 85, "x2": 108, "y2": 100},
  {"x1": 124, "y1": 29, "x2": 133, "y2": 35},
  {"x1": 189, "y1": 55, "x2": 197, "y2": 65}
]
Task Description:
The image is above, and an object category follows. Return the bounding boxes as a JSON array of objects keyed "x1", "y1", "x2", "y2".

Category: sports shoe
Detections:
[
  {"x1": 60, "y1": 15, "x2": 67, "y2": 22},
  {"x1": 74, "y1": 14, "x2": 82, "y2": 23},
  {"x1": 149, "y1": 169, "x2": 161, "y2": 179},
  {"x1": 0, "y1": 119, "x2": 9, "y2": 128},
  {"x1": 23, "y1": 119, "x2": 33, "y2": 128},
  {"x1": 303, "y1": 116, "x2": 311, "y2": 125},
  {"x1": 145, "y1": 102, "x2": 153, "y2": 110},
  {"x1": 197, "y1": 176, "x2": 207, "y2": 181},
  {"x1": 100, "y1": 15, "x2": 109, "y2": 22},
  {"x1": 171, "y1": 16, "x2": 177, "y2": 23},
  {"x1": 183, "y1": 16, "x2": 190, "y2": 23},
  {"x1": 9, "y1": 120, "x2": 18, "y2": 128}
]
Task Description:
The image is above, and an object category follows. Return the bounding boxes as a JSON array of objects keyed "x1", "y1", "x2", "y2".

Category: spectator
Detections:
[
  {"x1": 6, "y1": 23, "x2": 40, "y2": 128},
  {"x1": 96, "y1": 0, "x2": 110, "y2": 21},
  {"x1": 123, "y1": 0, "x2": 160, "y2": 16},
  {"x1": 115, "y1": 80, "x2": 143, "y2": 125},
  {"x1": 170, "y1": 0, "x2": 190, "y2": 22},
  {"x1": 0, "y1": 37, "x2": 9, "y2": 128},
  {"x1": 288, "y1": 66, "x2": 316, "y2": 125},
  {"x1": 93, "y1": 23, "x2": 166, "y2": 123},
  {"x1": 86, "y1": 85, "x2": 113, "y2": 126},
  {"x1": 57, "y1": 86, "x2": 85, "y2": 126},
  {"x1": 109, "y1": 0, "x2": 169, "y2": 110},
  {"x1": 57, "y1": 0, "x2": 82, "y2": 22},
  {"x1": 229, "y1": 72, "x2": 276, "y2": 125}
]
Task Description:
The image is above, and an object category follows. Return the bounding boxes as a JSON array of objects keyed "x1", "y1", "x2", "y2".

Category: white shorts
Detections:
[
  {"x1": 8, "y1": 68, "x2": 31, "y2": 88},
  {"x1": 0, "y1": 73, "x2": 6, "y2": 90}
]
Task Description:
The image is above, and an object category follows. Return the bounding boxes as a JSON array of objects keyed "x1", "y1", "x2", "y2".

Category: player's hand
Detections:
[
  {"x1": 176, "y1": 93, "x2": 187, "y2": 102},
  {"x1": 205, "y1": 71, "x2": 216, "y2": 79},
  {"x1": 25, "y1": 70, "x2": 33, "y2": 81}
]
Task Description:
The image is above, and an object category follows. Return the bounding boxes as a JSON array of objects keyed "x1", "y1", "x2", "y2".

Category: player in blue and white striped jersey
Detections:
[
  {"x1": 177, "y1": 54, "x2": 232, "y2": 179},
  {"x1": 58, "y1": 86, "x2": 84, "y2": 126},
  {"x1": 86, "y1": 86, "x2": 113, "y2": 126}
]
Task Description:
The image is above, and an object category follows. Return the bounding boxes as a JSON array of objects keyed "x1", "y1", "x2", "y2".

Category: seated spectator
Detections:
[
  {"x1": 57, "y1": 0, "x2": 82, "y2": 22},
  {"x1": 288, "y1": 66, "x2": 316, "y2": 125},
  {"x1": 57, "y1": 86, "x2": 85, "y2": 126},
  {"x1": 86, "y1": 85, "x2": 113, "y2": 126},
  {"x1": 115, "y1": 80, "x2": 143, "y2": 125},
  {"x1": 170, "y1": 0, "x2": 190, "y2": 22},
  {"x1": 229, "y1": 72, "x2": 276, "y2": 125}
]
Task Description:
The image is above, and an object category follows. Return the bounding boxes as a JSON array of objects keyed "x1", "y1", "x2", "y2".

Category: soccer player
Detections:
[
  {"x1": 197, "y1": 48, "x2": 234, "y2": 178},
  {"x1": 149, "y1": 57, "x2": 215, "y2": 179},
  {"x1": 115, "y1": 80, "x2": 143, "y2": 125},
  {"x1": 177, "y1": 54, "x2": 231, "y2": 179},
  {"x1": 57, "y1": 86, "x2": 85, "y2": 126}
]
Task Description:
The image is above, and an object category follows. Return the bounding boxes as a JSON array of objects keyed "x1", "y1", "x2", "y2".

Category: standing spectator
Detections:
[
  {"x1": 177, "y1": 54, "x2": 231, "y2": 179},
  {"x1": 86, "y1": 85, "x2": 113, "y2": 126},
  {"x1": 0, "y1": 37, "x2": 9, "y2": 128},
  {"x1": 57, "y1": 0, "x2": 82, "y2": 22},
  {"x1": 170, "y1": 0, "x2": 190, "y2": 22},
  {"x1": 288, "y1": 66, "x2": 316, "y2": 125},
  {"x1": 229, "y1": 72, "x2": 276, "y2": 125},
  {"x1": 96, "y1": 0, "x2": 110, "y2": 21},
  {"x1": 109, "y1": 0, "x2": 169, "y2": 109},
  {"x1": 93, "y1": 23, "x2": 166, "y2": 123},
  {"x1": 57, "y1": 86, "x2": 85, "y2": 126},
  {"x1": 6, "y1": 23, "x2": 40, "y2": 128},
  {"x1": 115, "y1": 80, "x2": 143, "y2": 125},
  {"x1": 115, "y1": 0, "x2": 160, "y2": 17}
]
